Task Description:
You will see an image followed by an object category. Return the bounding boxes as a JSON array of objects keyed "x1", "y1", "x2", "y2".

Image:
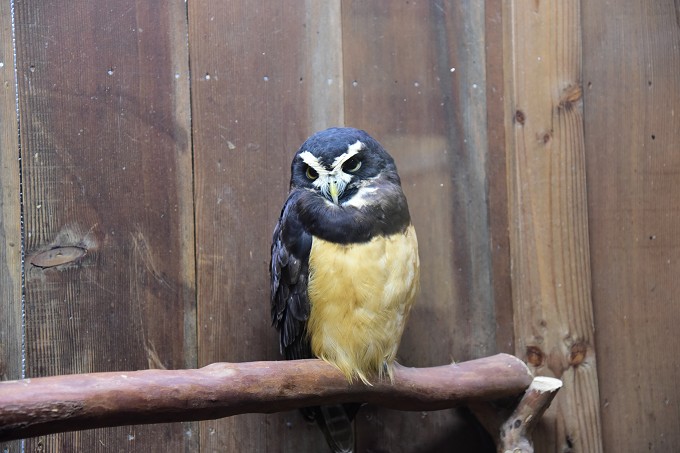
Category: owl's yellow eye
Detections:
[
  {"x1": 343, "y1": 156, "x2": 362, "y2": 173},
  {"x1": 306, "y1": 166, "x2": 319, "y2": 180}
]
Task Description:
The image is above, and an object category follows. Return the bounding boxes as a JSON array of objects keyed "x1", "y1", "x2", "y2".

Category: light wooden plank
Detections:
[
  {"x1": 0, "y1": 0, "x2": 23, "y2": 381},
  {"x1": 582, "y1": 1, "x2": 680, "y2": 450},
  {"x1": 188, "y1": 1, "x2": 343, "y2": 451},
  {"x1": 304, "y1": 0, "x2": 344, "y2": 132},
  {"x1": 13, "y1": 0, "x2": 196, "y2": 450},
  {"x1": 503, "y1": 0, "x2": 603, "y2": 451},
  {"x1": 0, "y1": 2, "x2": 23, "y2": 452}
]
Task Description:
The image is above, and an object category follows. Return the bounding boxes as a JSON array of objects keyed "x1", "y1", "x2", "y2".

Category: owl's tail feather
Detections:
[{"x1": 314, "y1": 404, "x2": 356, "y2": 453}]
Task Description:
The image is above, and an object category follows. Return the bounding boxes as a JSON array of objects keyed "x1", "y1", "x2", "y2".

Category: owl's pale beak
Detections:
[{"x1": 329, "y1": 179, "x2": 340, "y2": 205}]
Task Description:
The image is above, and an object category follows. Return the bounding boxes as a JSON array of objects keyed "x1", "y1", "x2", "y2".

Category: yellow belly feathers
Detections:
[{"x1": 306, "y1": 225, "x2": 419, "y2": 384}]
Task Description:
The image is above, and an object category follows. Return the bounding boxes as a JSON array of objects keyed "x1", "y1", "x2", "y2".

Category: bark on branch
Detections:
[
  {"x1": 498, "y1": 376, "x2": 563, "y2": 453},
  {"x1": 0, "y1": 353, "x2": 533, "y2": 442},
  {"x1": 469, "y1": 375, "x2": 564, "y2": 453}
]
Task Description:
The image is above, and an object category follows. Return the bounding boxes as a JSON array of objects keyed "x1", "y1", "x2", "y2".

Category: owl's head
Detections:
[{"x1": 290, "y1": 127, "x2": 400, "y2": 206}]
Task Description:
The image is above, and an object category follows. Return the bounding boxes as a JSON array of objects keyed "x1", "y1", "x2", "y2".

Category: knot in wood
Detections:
[
  {"x1": 525, "y1": 345, "x2": 544, "y2": 367},
  {"x1": 568, "y1": 341, "x2": 588, "y2": 366}
]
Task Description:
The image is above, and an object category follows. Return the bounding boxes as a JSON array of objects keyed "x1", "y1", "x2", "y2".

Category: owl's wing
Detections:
[
  {"x1": 271, "y1": 191, "x2": 360, "y2": 453},
  {"x1": 270, "y1": 191, "x2": 313, "y2": 360}
]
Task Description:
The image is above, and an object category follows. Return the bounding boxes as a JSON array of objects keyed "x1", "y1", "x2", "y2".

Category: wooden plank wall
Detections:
[
  {"x1": 10, "y1": 0, "x2": 197, "y2": 451},
  {"x1": 187, "y1": 0, "x2": 503, "y2": 451},
  {"x1": 2, "y1": 1, "x2": 679, "y2": 452},
  {"x1": 582, "y1": 1, "x2": 680, "y2": 451}
]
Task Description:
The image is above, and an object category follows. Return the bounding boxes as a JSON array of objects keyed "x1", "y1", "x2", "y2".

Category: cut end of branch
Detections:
[
  {"x1": 497, "y1": 376, "x2": 563, "y2": 452},
  {"x1": 529, "y1": 376, "x2": 563, "y2": 392}
]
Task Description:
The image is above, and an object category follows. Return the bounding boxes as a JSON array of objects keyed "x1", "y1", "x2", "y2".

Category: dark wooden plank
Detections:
[
  {"x1": 0, "y1": 2, "x2": 23, "y2": 452},
  {"x1": 188, "y1": 1, "x2": 343, "y2": 451},
  {"x1": 485, "y1": 0, "x2": 515, "y2": 355},
  {"x1": 342, "y1": 1, "x2": 499, "y2": 451},
  {"x1": 14, "y1": 0, "x2": 196, "y2": 450},
  {"x1": 583, "y1": 1, "x2": 680, "y2": 450}
]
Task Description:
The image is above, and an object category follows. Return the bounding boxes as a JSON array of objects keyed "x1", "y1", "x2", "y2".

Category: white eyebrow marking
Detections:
[
  {"x1": 299, "y1": 150, "x2": 329, "y2": 175},
  {"x1": 331, "y1": 140, "x2": 365, "y2": 170},
  {"x1": 348, "y1": 140, "x2": 365, "y2": 155}
]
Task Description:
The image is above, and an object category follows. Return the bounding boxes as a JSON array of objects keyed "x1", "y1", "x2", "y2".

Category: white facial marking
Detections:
[
  {"x1": 299, "y1": 151, "x2": 328, "y2": 176},
  {"x1": 331, "y1": 140, "x2": 364, "y2": 170},
  {"x1": 347, "y1": 140, "x2": 365, "y2": 156},
  {"x1": 342, "y1": 186, "x2": 378, "y2": 208}
]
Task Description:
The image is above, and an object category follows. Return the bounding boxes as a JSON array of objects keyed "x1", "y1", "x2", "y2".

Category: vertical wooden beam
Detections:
[
  {"x1": 0, "y1": 0, "x2": 23, "y2": 380},
  {"x1": 485, "y1": 0, "x2": 515, "y2": 355},
  {"x1": 0, "y1": 2, "x2": 23, "y2": 452},
  {"x1": 582, "y1": 1, "x2": 680, "y2": 450},
  {"x1": 303, "y1": 0, "x2": 344, "y2": 132},
  {"x1": 503, "y1": 0, "x2": 603, "y2": 451},
  {"x1": 13, "y1": 0, "x2": 196, "y2": 450},
  {"x1": 188, "y1": 1, "x2": 343, "y2": 451}
]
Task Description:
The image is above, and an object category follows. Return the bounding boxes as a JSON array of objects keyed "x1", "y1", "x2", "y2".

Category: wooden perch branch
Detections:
[
  {"x1": 498, "y1": 376, "x2": 563, "y2": 453},
  {"x1": 468, "y1": 376, "x2": 563, "y2": 453},
  {"x1": 0, "y1": 353, "x2": 531, "y2": 442}
]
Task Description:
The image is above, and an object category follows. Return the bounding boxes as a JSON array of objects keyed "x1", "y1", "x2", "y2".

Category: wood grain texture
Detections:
[
  {"x1": 188, "y1": 1, "x2": 344, "y2": 451},
  {"x1": 342, "y1": 1, "x2": 499, "y2": 451},
  {"x1": 582, "y1": 1, "x2": 680, "y2": 451},
  {"x1": 485, "y1": 0, "x2": 515, "y2": 355},
  {"x1": 13, "y1": 0, "x2": 196, "y2": 451},
  {"x1": 503, "y1": 0, "x2": 603, "y2": 451},
  {"x1": 0, "y1": 2, "x2": 23, "y2": 452},
  {"x1": 0, "y1": 0, "x2": 22, "y2": 382}
]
